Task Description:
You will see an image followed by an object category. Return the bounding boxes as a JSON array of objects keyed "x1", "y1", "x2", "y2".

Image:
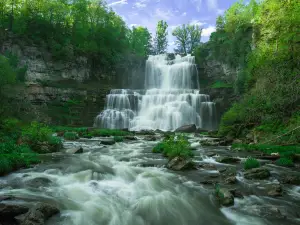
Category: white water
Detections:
[{"x1": 94, "y1": 54, "x2": 217, "y2": 131}]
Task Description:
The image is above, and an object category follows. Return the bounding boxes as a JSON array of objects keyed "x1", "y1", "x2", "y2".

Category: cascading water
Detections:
[{"x1": 94, "y1": 54, "x2": 217, "y2": 131}]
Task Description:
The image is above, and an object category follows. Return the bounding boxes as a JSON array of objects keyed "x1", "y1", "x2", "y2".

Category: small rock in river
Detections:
[
  {"x1": 167, "y1": 157, "x2": 196, "y2": 171},
  {"x1": 244, "y1": 167, "x2": 271, "y2": 180},
  {"x1": 216, "y1": 156, "x2": 241, "y2": 164},
  {"x1": 216, "y1": 187, "x2": 234, "y2": 207},
  {"x1": 225, "y1": 176, "x2": 237, "y2": 184}
]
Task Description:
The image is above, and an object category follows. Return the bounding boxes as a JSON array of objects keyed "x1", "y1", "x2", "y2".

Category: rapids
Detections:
[{"x1": 1, "y1": 136, "x2": 300, "y2": 225}]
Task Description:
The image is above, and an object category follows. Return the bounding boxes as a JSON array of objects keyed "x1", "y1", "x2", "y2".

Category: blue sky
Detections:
[{"x1": 106, "y1": 0, "x2": 237, "y2": 51}]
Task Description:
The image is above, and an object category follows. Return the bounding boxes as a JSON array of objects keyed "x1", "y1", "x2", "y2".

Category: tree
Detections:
[
  {"x1": 153, "y1": 20, "x2": 168, "y2": 54},
  {"x1": 130, "y1": 26, "x2": 152, "y2": 57},
  {"x1": 172, "y1": 24, "x2": 202, "y2": 55}
]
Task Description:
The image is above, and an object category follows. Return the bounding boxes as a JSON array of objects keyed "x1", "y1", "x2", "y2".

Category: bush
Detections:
[
  {"x1": 211, "y1": 81, "x2": 233, "y2": 89},
  {"x1": 90, "y1": 129, "x2": 131, "y2": 137},
  {"x1": 64, "y1": 132, "x2": 78, "y2": 140},
  {"x1": 114, "y1": 136, "x2": 124, "y2": 142},
  {"x1": 244, "y1": 157, "x2": 260, "y2": 170},
  {"x1": 275, "y1": 158, "x2": 294, "y2": 167},
  {"x1": 152, "y1": 135, "x2": 193, "y2": 160},
  {"x1": 22, "y1": 121, "x2": 53, "y2": 143},
  {"x1": 0, "y1": 141, "x2": 40, "y2": 175}
]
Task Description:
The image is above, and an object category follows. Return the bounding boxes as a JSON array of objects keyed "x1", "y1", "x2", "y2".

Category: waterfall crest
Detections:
[{"x1": 94, "y1": 54, "x2": 217, "y2": 131}]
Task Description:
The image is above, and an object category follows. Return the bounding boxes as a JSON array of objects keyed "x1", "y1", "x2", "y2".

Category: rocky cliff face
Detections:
[{"x1": 1, "y1": 36, "x2": 145, "y2": 126}]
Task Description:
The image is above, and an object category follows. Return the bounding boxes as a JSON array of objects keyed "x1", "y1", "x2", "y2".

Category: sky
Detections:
[{"x1": 105, "y1": 0, "x2": 237, "y2": 51}]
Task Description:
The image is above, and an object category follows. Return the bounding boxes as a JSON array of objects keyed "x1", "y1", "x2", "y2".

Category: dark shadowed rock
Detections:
[
  {"x1": 0, "y1": 203, "x2": 29, "y2": 218},
  {"x1": 16, "y1": 203, "x2": 59, "y2": 225},
  {"x1": 124, "y1": 136, "x2": 137, "y2": 141},
  {"x1": 267, "y1": 184, "x2": 282, "y2": 197},
  {"x1": 167, "y1": 157, "x2": 196, "y2": 171},
  {"x1": 216, "y1": 156, "x2": 241, "y2": 164},
  {"x1": 225, "y1": 176, "x2": 237, "y2": 184},
  {"x1": 175, "y1": 124, "x2": 197, "y2": 133},
  {"x1": 66, "y1": 146, "x2": 83, "y2": 154},
  {"x1": 143, "y1": 135, "x2": 157, "y2": 141},
  {"x1": 216, "y1": 188, "x2": 234, "y2": 206},
  {"x1": 100, "y1": 139, "x2": 116, "y2": 145},
  {"x1": 24, "y1": 177, "x2": 52, "y2": 188},
  {"x1": 244, "y1": 168, "x2": 271, "y2": 180},
  {"x1": 281, "y1": 175, "x2": 300, "y2": 185}
]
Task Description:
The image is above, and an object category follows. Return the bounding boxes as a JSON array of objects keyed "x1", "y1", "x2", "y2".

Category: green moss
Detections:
[{"x1": 244, "y1": 157, "x2": 260, "y2": 170}]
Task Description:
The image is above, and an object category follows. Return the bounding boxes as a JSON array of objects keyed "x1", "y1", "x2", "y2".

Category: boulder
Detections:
[
  {"x1": 16, "y1": 203, "x2": 59, "y2": 225},
  {"x1": 281, "y1": 175, "x2": 300, "y2": 185},
  {"x1": 244, "y1": 168, "x2": 271, "y2": 180},
  {"x1": 200, "y1": 139, "x2": 220, "y2": 146},
  {"x1": 24, "y1": 177, "x2": 52, "y2": 188},
  {"x1": 66, "y1": 146, "x2": 83, "y2": 154},
  {"x1": 216, "y1": 156, "x2": 241, "y2": 164},
  {"x1": 136, "y1": 130, "x2": 155, "y2": 135},
  {"x1": 207, "y1": 152, "x2": 217, "y2": 157},
  {"x1": 225, "y1": 176, "x2": 237, "y2": 184},
  {"x1": 100, "y1": 139, "x2": 116, "y2": 145},
  {"x1": 190, "y1": 142, "x2": 200, "y2": 150},
  {"x1": 124, "y1": 136, "x2": 137, "y2": 141},
  {"x1": 143, "y1": 135, "x2": 157, "y2": 141},
  {"x1": 175, "y1": 124, "x2": 197, "y2": 133},
  {"x1": 0, "y1": 203, "x2": 29, "y2": 218},
  {"x1": 267, "y1": 184, "x2": 282, "y2": 197},
  {"x1": 243, "y1": 205, "x2": 286, "y2": 220},
  {"x1": 216, "y1": 187, "x2": 234, "y2": 206},
  {"x1": 167, "y1": 157, "x2": 196, "y2": 171}
]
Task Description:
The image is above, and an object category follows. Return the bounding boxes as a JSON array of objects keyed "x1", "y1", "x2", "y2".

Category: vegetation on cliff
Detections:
[{"x1": 195, "y1": 0, "x2": 300, "y2": 145}]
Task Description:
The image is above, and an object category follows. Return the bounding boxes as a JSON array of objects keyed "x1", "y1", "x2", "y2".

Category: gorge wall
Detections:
[{"x1": 0, "y1": 34, "x2": 145, "y2": 126}]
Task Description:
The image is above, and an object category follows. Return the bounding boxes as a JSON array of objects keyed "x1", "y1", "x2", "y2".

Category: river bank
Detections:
[{"x1": 1, "y1": 130, "x2": 300, "y2": 225}]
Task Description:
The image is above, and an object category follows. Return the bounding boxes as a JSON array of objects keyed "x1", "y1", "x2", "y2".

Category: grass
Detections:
[
  {"x1": 276, "y1": 158, "x2": 294, "y2": 167},
  {"x1": 232, "y1": 143, "x2": 300, "y2": 158},
  {"x1": 211, "y1": 81, "x2": 233, "y2": 89},
  {"x1": 64, "y1": 132, "x2": 78, "y2": 140},
  {"x1": 244, "y1": 157, "x2": 260, "y2": 170},
  {"x1": 90, "y1": 129, "x2": 131, "y2": 137},
  {"x1": 152, "y1": 135, "x2": 193, "y2": 160}
]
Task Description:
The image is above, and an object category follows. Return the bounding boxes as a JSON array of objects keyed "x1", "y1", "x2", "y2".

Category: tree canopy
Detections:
[{"x1": 153, "y1": 20, "x2": 168, "y2": 55}]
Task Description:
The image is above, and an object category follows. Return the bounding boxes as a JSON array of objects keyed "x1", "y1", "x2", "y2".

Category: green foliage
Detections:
[
  {"x1": 232, "y1": 143, "x2": 300, "y2": 158},
  {"x1": 152, "y1": 135, "x2": 193, "y2": 159},
  {"x1": 130, "y1": 26, "x2": 152, "y2": 57},
  {"x1": 0, "y1": 141, "x2": 40, "y2": 175},
  {"x1": 22, "y1": 122, "x2": 53, "y2": 143},
  {"x1": 244, "y1": 157, "x2": 260, "y2": 170},
  {"x1": 211, "y1": 81, "x2": 233, "y2": 89},
  {"x1": 0, "y1": 55, "x2": 16, "y2": 88},
  {"x1": 275, "y1": 158, "x2": 294, "y2": 167},
  {"x1": 172, "y1": 24, "x2": 202, "y2": 54},
  {"x1": 114, "y1": 136, "x2": 124, "y2": 142},
  {"x1": 153, "y1": 20, "x2": 168, "y2": 54},
  {"x1": 64, "y1": 132, "x2": 78, "y2": 141}
]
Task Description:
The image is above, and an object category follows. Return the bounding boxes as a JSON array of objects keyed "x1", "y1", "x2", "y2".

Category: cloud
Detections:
[
  {"x1": 202, "y1": 26, "x2": 216, "y2": 37},
  {"x1": 207, "y1": 0, "x2": 218, "y2": 10},
  {"x1": 190, "y1": 19, "x2": 206, "y2": 26},
  {"x1": 133, "y1": 0, "x2": 148, "y2": 8},
  {"x1": 155, "y1": 8, "x2": 174, "y2": 21},
  {"x1": 181, "y1": 12, "x2": 187, "y2": 16},
  {"x1": 217, "y1": 9, "x2": 225, "y2": 15},
  {"x1": 191, "y1": 0, "x2": 202, "y2": 12},
  {"x1": 108, "y1": 0, "x2": 128, "y2": 7}
]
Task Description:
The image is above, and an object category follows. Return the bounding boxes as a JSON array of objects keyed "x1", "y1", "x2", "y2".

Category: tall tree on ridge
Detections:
[{"x1": 153, "y1": 20, "x2": 168, "y2": 55}]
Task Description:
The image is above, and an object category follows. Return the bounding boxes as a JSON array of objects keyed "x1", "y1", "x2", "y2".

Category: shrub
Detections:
[
  {"x1": 114, "y1": 136, "x2": 124, "y2": 142},
  {"x1": 211, "y1": 81, "x2": 233, "y2": 89},
  {"x1": 22, "y1": 121, "x2": 53, "y2": 143},
  {"x1": 275, "y1": 158, "x2": 294, "y2": 167},
  {"x1": 90, "y1": 129, "x2": 131, "y2": 137},
  {"x1": 152, "y1": 135, "x2": 193, "y2": 160},
  {"x1": 244, "y1": 157, "x2": 260, "y2": 170},
  {"x1": 64, "y1": 132, "x2": 78, "y2": 140},
  {"x1": 0, "y1": 141, "x2": 40, "y2": 175}
]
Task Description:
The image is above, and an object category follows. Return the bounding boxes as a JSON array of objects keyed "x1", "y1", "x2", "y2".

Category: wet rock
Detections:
[
  {"x1": 198, "y1": 163, "x2": 217, "y2": 170},
  {"x1": 167, "y1": 157, "x2": 196, "y2": 171},
  {"x1": 207, "y1": 152, "x2": 217, "y2": 157},
  {"x1": 244, "y1": 167, "x2": 271, "y2": 180},
  {"x1": 66, "y1": 146, "x2": 83, "y2": 154},
  {"x1": 143, "y1": 135, "x2": 157, "y2": 141},
  {"x1": 0, "y1": 203, "x2": 29, "y2": 218},
  {"x1": 190, "y1": 142, "x2": 200, "y2": 150},
  {"x1": 267, "y1": 184, "x2": 282, "y2": 197},
  {"x1": 218, "y1": 168, "x2": 227, "y2": 173},
  {"x1": 124, "y1": 136, "x2": 137, "y2": 141},
  {"x1": 232, "y1": 139, "x2": 243, "y2": 144},
  {"x1": 293, "y1": 154, "x2": 300, "y2": 162},
  {"x1": 100, "y1": 139, "x2": 116, "y2": 145},
  {"x1": 281, "y1": 175, "x2": 300, "y2": 185},
  {"x1": 229, "y1": 189, "x2": 244, "y2": 198},
  {"x1": 216, "y1": 187, "x2": 234, "y2": 206},
  {"x1": 24, "y1": 177, "x2": 52, "y2": 188},
  {"x1": 200, "y1": 180, "x2": 216, "y2": 185},
  {"x1": 175, "y1": 124, "x2": 196, "y2": 133},
  {"x1": 225, "y1": 176, "x2": 237, "y2": 184},
  {"x1": 16, "y1": 203, "x2": 59, "y2": 225},
  {"x1": 136, "y1": 130, "x2": 155, "y2": 135},
  {"x1": 216, "y1": 156, "x2": 241, "y2": 164},
  {"x1": 244, "y1": 205, "x2": 286, "y2": 219},
  {"x1": 200, "y1": 139, "x2": 220, "y2": 146},
  {"x1": 209, "y1": 173, "x2": 220, "y2": 178}
]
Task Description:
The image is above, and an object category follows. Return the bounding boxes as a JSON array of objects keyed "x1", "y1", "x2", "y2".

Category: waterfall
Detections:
[{"x1": 94, "y1": 54, "x2": 217, "y2": 131}]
